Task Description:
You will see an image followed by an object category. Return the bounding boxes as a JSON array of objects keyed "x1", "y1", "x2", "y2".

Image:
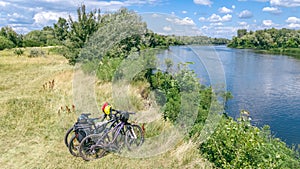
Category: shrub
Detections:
[
  {"x1": 13, "y1": 48, "x2": 24, "y2": 56},
  {"x1": 199, "y1": 116, "x2": 300, "y2": 168},
  {"x1": 29, "y1": 48, "x2": 45, "y2": 57}
]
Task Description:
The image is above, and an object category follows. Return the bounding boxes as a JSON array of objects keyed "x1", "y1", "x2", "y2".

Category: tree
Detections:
[
  {"x1": 0, "y1": 26, "x2": 22, "y2": 47},
  {"x1": 64, "y1": 4, "x2": 101, "y2": 64},
  {"x1": 237, "y1": 29, "x2": 247, "y2": 38},
  {"x1": 0, "y1": 36, "x2": 14, "y2": 50},
  {"x1": 42, "y1": 26, "x2": 59, "y2": 46},
  {"x1": 53, "y1": 17, "x2": 69, "y2": 42},
  {"x1": 23, "y1": 30, "x2": 45, "y2": 47},
  {"x1": 68, "y1": 4, "x2": 101, "y2": 48}
]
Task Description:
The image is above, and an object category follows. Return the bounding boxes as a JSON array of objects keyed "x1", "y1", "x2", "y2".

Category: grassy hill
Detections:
[{"x1": 0, "y1": 48, "x2": 213, "y2": 169}]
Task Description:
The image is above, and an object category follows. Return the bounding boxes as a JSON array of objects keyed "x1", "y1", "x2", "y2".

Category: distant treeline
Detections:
[
  {"x1": 228, "y1": 28, "x2": 300, "y2": 50},
  {"x1": 176, "y1": 36, "x2": 229, "y2": 45}
]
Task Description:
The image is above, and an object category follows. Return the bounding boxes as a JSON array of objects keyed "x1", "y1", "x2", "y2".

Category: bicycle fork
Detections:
[{"x1": 129, "y1": 127, "x2": 137, "y2": 139}]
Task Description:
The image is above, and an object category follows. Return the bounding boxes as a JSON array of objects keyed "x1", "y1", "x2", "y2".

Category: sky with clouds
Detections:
[{"x1": 0, "y1": 0, "x2": 300, "y2": 38}]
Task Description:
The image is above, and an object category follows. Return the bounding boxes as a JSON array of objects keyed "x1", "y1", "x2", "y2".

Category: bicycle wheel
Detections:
[
  {"x1": 68, "y1": 135, "x2": 80, "y2": 157},
  {"x1": 64, "y1": 127, "x2": 73, "y2": 147},
  {"x1": 79, "y1": 134, "x2": 106, "y2": 161},
  {"x1": 125, "y1": 124, "x2": 144, "y2": 151}
]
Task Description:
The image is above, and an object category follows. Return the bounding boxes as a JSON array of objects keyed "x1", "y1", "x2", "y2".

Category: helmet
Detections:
[{"x1": 101, "y1": 102, "x2": 112, "y2": 115}]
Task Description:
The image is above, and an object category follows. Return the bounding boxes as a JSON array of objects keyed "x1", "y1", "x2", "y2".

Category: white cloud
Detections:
[
  {"x1": 222, "y1": 14, "x2": 232, "y2": 21},
  {"x1": 84, "y1": 1, "x2": 125, "y2": 11},
  {"x1": 238, "y1": 21, "x2": 248, "y2": 26},
  {"x1": 7, "y1": 13, "x2": 27, "y2": 23},
  {"x1": 8, "y1": 24, "x2": 31, "y2": 33},
  {"x1": 262, "y1": 20, "x2": 276, "y2": 27},
  {"x1": 33, "y1": 11, "x2": 69, "y2": 25},
  {"x1": 232, "y1": 5, "x2": 236, "y2": 9},
  {"x1": 219, "y1": 7, "x2": 233, "y2": 13},
  {"x1": 270, "y1": 0, "x2": 300, "y2": 7},
  {"x1": 166, "y1": 17, "x2": 196, "y2": 25},
  {"x1": 286, "y1": 17, "x2": 300, "y2": 23},
  {"x1": 81, "y1": 0, "x2": 163, "y2": 12},
  {"x1": 256, "y1": 0, "x2": 269, "y2": 2},
  {"x1": 7, "y1": 13, "x2": 25, "y2": 19},
  {"x1": 207, "y1": 14, "x2": 232, "y2": 22},
  {"x1": 238, "y1": 10, "x2": 253, "y2": 19},
  {"x1": 175, "y1": 17, "x2": 195, "y2": 25},
  {"x1": 193, "y1": 0, "x2": 212, "y2": 6},
  {"x1": 287, "y1": 23, "x2": 300, "y2": 28},
  {"x1": 207, "y1": 14, "x2": 222, "y2": 22},
  {"x1": 163, "y1": 26, "x2": 172, "y2": 31},
  {"x1": 0, "y1": 1, "x2": 9, "y2": 6},
  {"x1": 210, "y1": 22, "x2": 223, "y2": 26},
  {"x1": 182, "y1": 10, "x2": 187, "y2": 14},
  {"x1": 42, "y1": 0, "x2": 66, "y2": 2},
  {"x1": 198, "y1": 17, "x2": 206, "y2": 22},
  {"x1": 152, "y1": 13, "x2": 160, "y2": 18},
  {"x1": 201, "y1": 25, "x2": 209, "y2": 30},
  {"x1": 198, "y1": 24, "x2": 240, "y2": 38},
  {"x1": 262, "y1": 7, "x2": 282, "y2": 14}
]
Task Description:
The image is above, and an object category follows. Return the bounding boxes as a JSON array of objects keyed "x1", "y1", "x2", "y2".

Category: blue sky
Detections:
[{"x1": 0, "y1": 0, "x2": 299, "y2": 38}]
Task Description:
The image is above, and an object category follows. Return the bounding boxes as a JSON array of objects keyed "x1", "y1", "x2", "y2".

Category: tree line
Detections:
[
  {"x1": 176, "y1": 36, "x2": 229, "y2": 45},
  {"x1": 228, "y1": 28, "x2": 300, "y2": 50}
]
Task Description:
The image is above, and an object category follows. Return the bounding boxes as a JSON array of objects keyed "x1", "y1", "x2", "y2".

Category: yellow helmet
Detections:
[{"x1": 101, "y1": 102, "x2": 112, "y2": 115}]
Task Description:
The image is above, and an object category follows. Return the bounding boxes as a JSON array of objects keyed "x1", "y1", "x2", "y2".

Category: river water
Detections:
[{"x1": 158, "y1": 45, "x2": 300, "y2": 146}]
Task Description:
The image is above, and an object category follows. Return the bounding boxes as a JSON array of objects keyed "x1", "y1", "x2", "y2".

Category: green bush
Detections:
[
  {"x1": 13, "y1": 48, "x2": 24, "y2": 56},
  {"x1": 29, "y1": 48, "x2": 45, "y2": 57},
  {"x1": 200, "y1": 116, "x2": 300, "y2": 168},
  {"x1": 0, "y1": 36, "x2": 14, "y2": 50},
  {"x1": 96, "y1": 56, "x2": 123, "y2": 82}
]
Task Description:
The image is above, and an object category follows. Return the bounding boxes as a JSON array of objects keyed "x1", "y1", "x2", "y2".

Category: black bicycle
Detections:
[
  {"x1": 65, "y1": 113, "x2": 106, "y2": 157},
  {"x1": 78, "y1": 110, "x2": 144, "y2": 161}
]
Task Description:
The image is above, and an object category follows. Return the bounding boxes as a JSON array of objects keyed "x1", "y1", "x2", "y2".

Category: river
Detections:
[{"x1": 158, "y1": 45, "x2": 300, "y2": 146}]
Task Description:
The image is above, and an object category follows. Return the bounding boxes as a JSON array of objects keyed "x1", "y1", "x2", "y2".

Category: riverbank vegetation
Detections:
[
  {"x1": 228, "y1": 28, "x2": 300, "y2": 57},
  {"x1": 1, "y1": 4, "x2": 300, "y2": 168}
]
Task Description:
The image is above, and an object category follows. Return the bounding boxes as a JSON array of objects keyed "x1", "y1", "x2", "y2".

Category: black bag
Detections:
[
  {"x1": 74, "y1": 122, "x2": 92, "y2": 142},
  {"x1": 74, "y1": 114, "x2": 93, "y2": 142}
]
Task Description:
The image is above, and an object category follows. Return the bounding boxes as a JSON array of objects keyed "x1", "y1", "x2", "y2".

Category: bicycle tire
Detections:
[
  {"x1": 79, "y1": 134, "x2": 106, "y2": 161},
  {"x1": 125, "y1": 124, "x2": 144, "y2": 151},
  {"x1": 68, "y1": 135, "x2": 80, "y2": 157},
  {"x1": 64, "y1": 127, "x2": 73, "y2": 147}
]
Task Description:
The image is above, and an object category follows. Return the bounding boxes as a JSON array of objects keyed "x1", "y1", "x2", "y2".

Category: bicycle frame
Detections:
[{"x1": 96, "y1": 121, "x2": 125, "y2": 146}]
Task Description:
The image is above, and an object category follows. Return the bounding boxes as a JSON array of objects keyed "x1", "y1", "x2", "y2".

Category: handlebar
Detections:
[
  {"x1": 112, "y1": 109, "x2": 135, "y2": 115},
  {"x1": 89, "y1": 117, "x2": 100, "y2": 121},
  {"x1": 81, "y1": 113, "x2": 91, "y2": 117}
]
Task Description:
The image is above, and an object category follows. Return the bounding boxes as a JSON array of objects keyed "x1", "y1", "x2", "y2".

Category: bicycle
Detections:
[
  {"x1": 65, "y1": 113, "x2": 106, "y2": 157},
  {"x1": 79, "y1": 110, "x2": 144, "y2": 161},
  {"x1": 64, "y1": 113, "x2": 93, "y2": 148}
]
